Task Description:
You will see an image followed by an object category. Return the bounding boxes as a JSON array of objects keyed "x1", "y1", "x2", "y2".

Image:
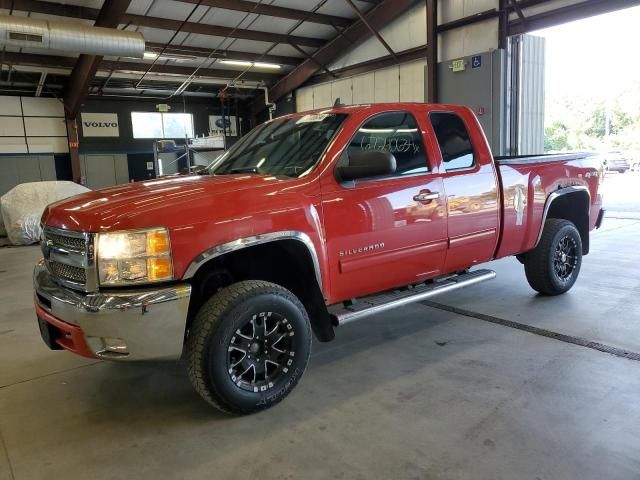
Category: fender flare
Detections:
[
  {"x1": 182, "y1": 231, "x2": 324, "y2": 292},
  {"x1": 534, "y1": 185, "x2": 590, "y2": 248}
]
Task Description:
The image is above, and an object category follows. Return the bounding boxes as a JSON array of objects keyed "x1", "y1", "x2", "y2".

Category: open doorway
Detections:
[{"x1": 532, "y1": 5, "x2": 640, "y2": 215}]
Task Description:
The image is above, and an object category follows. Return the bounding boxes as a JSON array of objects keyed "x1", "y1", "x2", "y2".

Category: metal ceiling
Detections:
[{"x1": 1, "y1": 0, "x2": 640, "y2": 115}]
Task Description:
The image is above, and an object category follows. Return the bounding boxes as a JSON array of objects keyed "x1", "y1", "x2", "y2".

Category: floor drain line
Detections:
[{"x1": 422, "y1": 300, "x2": 640, "y2": 362}]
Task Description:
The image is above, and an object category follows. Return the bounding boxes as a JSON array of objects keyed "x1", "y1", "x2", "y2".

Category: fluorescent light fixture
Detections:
[
  {"x1": 143, "y1": 51, "x2": 159, "y2": 60},
  {"x1": 220, "y1": 60, "x2": 252, "y2": 67},
  {"x1": 253, "y1": 62, "x2": 281, "y2": 70},
  {"x1": 220, "y1": 59, "x2": 281, "y2": 69}
]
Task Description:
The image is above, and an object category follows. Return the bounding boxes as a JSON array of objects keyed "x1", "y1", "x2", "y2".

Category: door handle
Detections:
[{"x1": 413, "y1": 192, "x2": 440, "y2": 202}]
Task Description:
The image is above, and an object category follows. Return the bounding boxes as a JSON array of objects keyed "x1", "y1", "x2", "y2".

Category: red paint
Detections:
[
  {"x1": 34, "y1": 299, "x2": 96, "y2": 359},
  {"x1": 41, "y1": 103, "x2": 603, "y2": 306}
]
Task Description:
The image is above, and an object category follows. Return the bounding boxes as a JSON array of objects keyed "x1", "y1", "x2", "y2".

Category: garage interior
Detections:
[{"x1": 1, "y1": 1, "x2": 639, "y2": 479}]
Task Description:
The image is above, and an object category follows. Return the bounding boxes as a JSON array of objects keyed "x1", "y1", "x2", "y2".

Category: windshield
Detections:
[{"x1": 207, "y1": 113, "x2": 347, "y2": 177}]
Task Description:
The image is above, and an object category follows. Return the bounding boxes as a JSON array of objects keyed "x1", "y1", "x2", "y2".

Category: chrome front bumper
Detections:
[{"x1": 33, "y1": 262, "x2": 192, "y2": 361}]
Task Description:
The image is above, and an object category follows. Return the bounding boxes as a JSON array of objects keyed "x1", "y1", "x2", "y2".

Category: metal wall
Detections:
[
  {"x1": 296, "y1": 59, "x2": 427, "y2": 111},
  {"x1": 79, "y1": 153, "x2": 129, "y2": 190},
  {"x1": 0, "y1": 154, "x2": 56, "y2": 197},
  {"x1": 517, "y1": 34, "x2": 546, "y2": 155},
  {"x1": 438, "y1": 50, "x2": 508, "y2": 155}
]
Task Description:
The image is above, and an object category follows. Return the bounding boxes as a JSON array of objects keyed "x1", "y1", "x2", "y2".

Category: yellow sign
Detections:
[
  {"x1": 156, "y1": 103, "x2": 170, "y2": 112},
  {"x1": 452, "y1": 59, "x2": 466, "y2": 72}
]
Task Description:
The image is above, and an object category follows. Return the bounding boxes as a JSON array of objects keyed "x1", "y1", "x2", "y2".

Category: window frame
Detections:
[
  {"x1": 428, "y1": 111, "x2": 478, "y2": 174},
  {"x1": 336, "y1": 110, "x2": 433, "y2": 185},
  {"x1": 131, "y1": 111, "x2": 194, "y2": 139}
]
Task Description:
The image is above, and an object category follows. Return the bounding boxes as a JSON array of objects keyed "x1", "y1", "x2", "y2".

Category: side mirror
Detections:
[{"x1": 336, "y1": 150, "x2": 397, "y2": 182}]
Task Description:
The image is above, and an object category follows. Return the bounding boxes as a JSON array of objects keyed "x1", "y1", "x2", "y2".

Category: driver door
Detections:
[{"x1": 320, "y1": 110, "x2": 448, "y2": 302}]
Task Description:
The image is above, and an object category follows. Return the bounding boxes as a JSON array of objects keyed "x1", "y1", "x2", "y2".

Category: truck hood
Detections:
[{"x1": 42, "y1": 174, "x2": 289, "y2": 232}]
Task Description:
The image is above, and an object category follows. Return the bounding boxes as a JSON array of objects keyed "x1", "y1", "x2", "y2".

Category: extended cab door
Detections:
[
  {"x1": 427, "y1": 110, "x2": 500, "y2": 272},
  {"x1": 320, "y1": 110, "x2": 448, "y2": 302}
]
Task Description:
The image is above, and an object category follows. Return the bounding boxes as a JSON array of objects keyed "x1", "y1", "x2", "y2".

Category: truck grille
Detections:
[
  {"x1": 41, "y1": 226, "x2": 96, "y2": 291},
  {"x1": 49, "y1": 261, "x2": 87, "y2": 283},
  {"x1": 44, "y1": 231, "x2": 86, "y2": 251}
]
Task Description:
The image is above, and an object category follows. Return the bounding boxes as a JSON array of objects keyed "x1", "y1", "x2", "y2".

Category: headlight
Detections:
[{"x1": 97, "y1": 228, "x2": 173, "y2": 285}]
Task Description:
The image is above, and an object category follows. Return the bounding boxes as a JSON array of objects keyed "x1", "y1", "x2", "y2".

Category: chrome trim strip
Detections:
[
  {"x1": 43, "y1": 225, "x2": 85, "y2": 238},
  {"x1": 182, "y1": 231, "x2": 323, "y2": 290},
  {"x1": 534, "y1": 185, "x2": 591, "y2": 248},
  {"x1": 496, "y1": 152, "x2": 597, "y2": 166},
  {"x1": 332, "y1": 270, "x2": 496, "y2": 326}
]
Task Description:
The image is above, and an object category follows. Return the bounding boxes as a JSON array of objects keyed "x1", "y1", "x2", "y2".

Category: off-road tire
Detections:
[
  {"x1": 186, "y1": 280, "x2": 312, "y2": 415},
  {"x1": 524, "y1": 219, "x2": 582, "y2": 296}
]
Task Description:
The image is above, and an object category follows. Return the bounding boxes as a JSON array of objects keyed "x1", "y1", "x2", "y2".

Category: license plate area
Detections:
[{"x1": 37, "y1": 316, "x2": 63, "y2": 350}]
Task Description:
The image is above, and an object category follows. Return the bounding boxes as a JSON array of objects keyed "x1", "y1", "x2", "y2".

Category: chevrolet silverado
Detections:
[{"x1": 34, "y1": 103, "x2": 605, "y2": 414}]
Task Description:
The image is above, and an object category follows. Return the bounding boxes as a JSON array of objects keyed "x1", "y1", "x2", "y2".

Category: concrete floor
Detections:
[{"x1": 1, "y1": 217, "x2": 640, "y2": 480}]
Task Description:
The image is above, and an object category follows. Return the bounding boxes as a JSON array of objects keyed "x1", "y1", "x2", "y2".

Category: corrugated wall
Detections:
[{"x1": 518, "y1": 35, "x2": 546, "y2": 155}]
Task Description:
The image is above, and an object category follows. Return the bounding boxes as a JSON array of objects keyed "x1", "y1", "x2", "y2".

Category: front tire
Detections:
[
  {"x1": 524, "y1": 219, "x2": 582, "y2": 296},
  {"x1": 186, "y1": 280, "x2": 312, "y2": 414}
]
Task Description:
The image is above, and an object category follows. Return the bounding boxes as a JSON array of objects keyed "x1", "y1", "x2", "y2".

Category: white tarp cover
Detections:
[
  {"x1": 0, "y1": 200, "x2": 5, "y2": 237},
  {"x1": 0, "y1": 181, "x2": 90, "y2": 245}
]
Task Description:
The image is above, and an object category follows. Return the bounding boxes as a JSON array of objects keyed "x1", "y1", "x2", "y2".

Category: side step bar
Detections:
[{"x1": 331, "y1": 269, "x2": 496, "y2": 326}]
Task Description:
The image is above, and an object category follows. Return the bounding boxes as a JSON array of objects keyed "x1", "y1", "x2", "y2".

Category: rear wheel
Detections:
[
  {"x1": 524, "y1": 219, "x2": 582, "y2": 296},
  {"x1": 186, "y1": 280, "x2": 312, "y2": 414}
]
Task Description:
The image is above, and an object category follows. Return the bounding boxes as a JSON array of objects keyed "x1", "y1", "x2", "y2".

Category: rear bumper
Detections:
[{"x1": 33, "y1": 262, "x2": 192, "y2": 361}]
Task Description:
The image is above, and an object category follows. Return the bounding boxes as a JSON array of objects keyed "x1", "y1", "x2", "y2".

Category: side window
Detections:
[
  {"x1": 347, "y1": 112, "x2": 428, "y2": 177},
  {"x1": 429, "y1": 112, "x2": 476, "y2": 171}
]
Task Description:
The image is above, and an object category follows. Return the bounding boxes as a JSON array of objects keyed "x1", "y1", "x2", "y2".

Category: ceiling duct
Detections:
[{"x1": 0, "y1": 15, "x2": 144, "y2": 58}]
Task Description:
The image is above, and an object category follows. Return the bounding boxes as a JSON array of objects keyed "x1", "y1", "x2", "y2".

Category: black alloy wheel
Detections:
[
  {"x1": 524, "y1": 218, "x2": 583, "y2": 296},
  {"x1": 187, "y1": 280, "x2": 312, "y2": 414},
  {"x1": 228, "y1": 311, "x2": 295, "y2": 393}
]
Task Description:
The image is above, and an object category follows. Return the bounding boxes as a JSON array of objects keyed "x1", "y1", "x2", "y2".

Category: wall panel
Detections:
[
  {"x1": 24, "y1": 117, "x2": 67, "y2": 137},
  {"x1": 27, "y1": 137, "x2": 69, "y2": 153},
  {"x1": 374, "y1": 66, "x2": 400, "y2": 103},
  {"x1": 296, "y1": 87, "x2": 314, "y2": 112},
  {"x1": 312, "y1": 83, "x2": 333, "y2": 109},
  {"x1": 0, "y1": 96, "x2": 22, "y2": 116},
  {"x1": 400, "y1": 60, "x2": 427, "y2": 102},
  {"x1": 0, "y1": 118, "x2": 25, "y2": 137},
  {"x1": 0, "y1": 137, "x2": 27, "y2": 154},
  {"x1": 21, "y1": 97, "x2": 65, "y2": 117},
  {"x1": 352, "y1": 73, "x2": 375, "y2": 104},
  {"x1": 331, "y1": 78, "x2": 353, "y2": 106}
]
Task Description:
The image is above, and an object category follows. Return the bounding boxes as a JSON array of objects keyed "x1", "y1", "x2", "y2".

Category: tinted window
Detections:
[
  {"x1": 430, "y1": 112, "x2": 475, "y2": 171},
  {"x1": 209, "y1": 113, "x2": 347, "y2": 178},
  {"x1": 347, "y1": 112, "x2": 428, "y2": 177}
]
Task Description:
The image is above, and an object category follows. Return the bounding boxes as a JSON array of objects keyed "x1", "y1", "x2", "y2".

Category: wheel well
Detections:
[
  {"x1": 186, "y1": 240, "x2": 334, "y2": 342},
  {"x1": 546, "y1": 190, "x2": 590, "y2": 254}
]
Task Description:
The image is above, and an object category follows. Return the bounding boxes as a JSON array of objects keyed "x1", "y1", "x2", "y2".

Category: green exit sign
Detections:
[{"x1": 452, "y1": 59, "x2": 466, "y2": 72}]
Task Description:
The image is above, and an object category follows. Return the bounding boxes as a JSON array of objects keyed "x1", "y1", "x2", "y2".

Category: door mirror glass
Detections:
[{"x1": 336, "y1": 150, "x2": 397, "y2": 181}]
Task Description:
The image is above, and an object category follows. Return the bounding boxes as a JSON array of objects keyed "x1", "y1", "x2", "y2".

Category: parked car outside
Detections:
[{"x1": 603, "y1": 151, "x2": 631, "y2": 173}]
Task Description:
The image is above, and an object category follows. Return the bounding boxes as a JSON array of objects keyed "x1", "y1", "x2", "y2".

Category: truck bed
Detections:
[{"x1": 493, "y1": 152, "x2": 602, "y2": 260}]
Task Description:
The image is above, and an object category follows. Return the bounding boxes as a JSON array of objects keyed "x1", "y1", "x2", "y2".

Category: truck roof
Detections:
[{"x1": 280, "y1": 103, "x2": 469, "y2": 119}]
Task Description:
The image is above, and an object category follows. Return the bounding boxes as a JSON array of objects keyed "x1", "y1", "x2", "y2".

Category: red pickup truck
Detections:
[{"x1": 34, "y1": 103, "x2": 604, "y2": 414}]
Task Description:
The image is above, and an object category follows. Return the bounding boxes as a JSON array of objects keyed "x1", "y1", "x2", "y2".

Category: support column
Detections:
[
  {"x1": 66, "y1": 118, "x2": 81, "y2": 183},
  {"x1": 426, "y1": 0, "x2": 438, "y2": 103}
]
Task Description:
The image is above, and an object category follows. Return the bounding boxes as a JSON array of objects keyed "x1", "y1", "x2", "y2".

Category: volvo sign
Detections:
[{"x1": 81, "y1": 113, "x2": 119, "y2": 137}]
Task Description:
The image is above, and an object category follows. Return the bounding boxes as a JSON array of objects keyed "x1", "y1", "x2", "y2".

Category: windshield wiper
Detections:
[{"x1": 217, "y1": 166, "x2": 261, "y2": 175}]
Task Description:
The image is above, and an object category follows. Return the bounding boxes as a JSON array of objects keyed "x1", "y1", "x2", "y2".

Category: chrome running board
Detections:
[{"x1": 331, "y1": 269, "x2": 496, "y2": 326}]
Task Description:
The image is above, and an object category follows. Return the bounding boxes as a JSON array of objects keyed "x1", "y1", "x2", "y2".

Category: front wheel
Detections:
[
  {"x1": 524, "y1": 219, "x2": 583, "y2": 296},
  {"x1": 186, "y1": 280, "x2": 312, "y2": 414}
]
